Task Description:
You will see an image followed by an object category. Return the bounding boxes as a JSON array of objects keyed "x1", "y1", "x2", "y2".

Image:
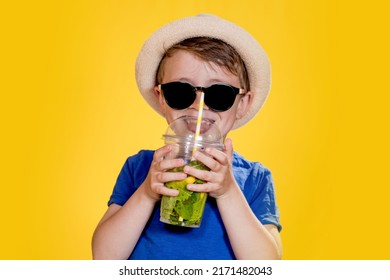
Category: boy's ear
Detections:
[
  {"x1": 154, "y1": 86, "x2": 166, "y2": 115},
  {"x1": 236, "y1": 91, "x2": 253, "y2": 120}
]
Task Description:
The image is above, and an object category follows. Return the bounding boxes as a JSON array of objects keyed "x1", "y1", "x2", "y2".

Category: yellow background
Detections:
[{"x1": 1, "y1": 0, "x2": 389, "y2": 259}]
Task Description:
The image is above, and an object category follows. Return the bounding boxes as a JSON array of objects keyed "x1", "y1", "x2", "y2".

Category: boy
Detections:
[{"x1": 92, "y1": 14, "x2": 282, "y2": 260}]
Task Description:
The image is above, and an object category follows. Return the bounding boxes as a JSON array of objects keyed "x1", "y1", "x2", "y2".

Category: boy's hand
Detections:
[
  {"x1": 184, "y1": 138, "x2": 237, "y2": 199},
  {"x1": 142, "y1": 144, "x2": 187, "y2": 201}
]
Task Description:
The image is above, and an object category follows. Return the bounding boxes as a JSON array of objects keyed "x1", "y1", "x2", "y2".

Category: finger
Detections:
[
  {"x1": 203, "y1": 148, "x2": 228, "y2": 167},
  {"x1": 186, "y1": 182, "x2": 215, "y2": 193},
  {"x1": 157, "y1": 170, "x2": 187, "y2": 183},
  {"x1": 184, "y1": 165, "x2": 213, "y2": 182},
  {"x1": 153, "y1": 144, "x2": 173, "y2": 162},
  {"x1": 191, "y1": 150, "x2": 216, "y2": 170},
  {"x1": 153, "y1": 183, "x2": 179, "y2": 197},
  {"x1": 158, "y1": 157, "x2": 185, "y2": 171}
]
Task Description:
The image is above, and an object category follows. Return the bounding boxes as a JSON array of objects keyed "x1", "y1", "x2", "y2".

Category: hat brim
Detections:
[{"x1": 135, "y1": 14, "x2": 271, "y2": 130}]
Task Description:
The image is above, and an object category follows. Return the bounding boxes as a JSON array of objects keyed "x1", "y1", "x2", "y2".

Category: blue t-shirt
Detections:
[{"x1": 108, "y1": 150, "x2": 281, "y2": 260}]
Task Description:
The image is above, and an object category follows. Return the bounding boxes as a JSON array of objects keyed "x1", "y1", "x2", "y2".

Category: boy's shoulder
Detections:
[
  {"x1": 232, "y1": 151, "x2": 270, "y2": 174},
  {"x1": 127, "y1": 149, "x2": 155, "y2": 162},
  {"x1": 122, "y1": 150, "x2": 155, "y2": 173},
  {"x1": 232, "y1": 152, "x2": 275, "y2": 203}
]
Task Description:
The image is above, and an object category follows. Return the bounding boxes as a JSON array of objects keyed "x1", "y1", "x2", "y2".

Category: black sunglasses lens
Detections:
[
  {"x1": 161, "y1": 82, "x2": 196, "y2": 110},
  {"x1": 204, "y1": 85, "x2": 237, "y2": 112}
]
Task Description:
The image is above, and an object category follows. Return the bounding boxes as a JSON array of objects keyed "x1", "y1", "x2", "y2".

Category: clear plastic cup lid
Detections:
[{"x1": 163, "y1": 116, "x2": 224, "y2": 148}]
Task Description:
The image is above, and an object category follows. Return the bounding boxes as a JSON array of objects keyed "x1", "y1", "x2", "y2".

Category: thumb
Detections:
[{"x1": 224, "y1": 138, "x2": 234, "y2": 161}]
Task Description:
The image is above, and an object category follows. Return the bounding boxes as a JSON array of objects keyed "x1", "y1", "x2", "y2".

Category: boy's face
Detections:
[{"x1": 154, "y1": 50, "x2": 252, "y2": 137}]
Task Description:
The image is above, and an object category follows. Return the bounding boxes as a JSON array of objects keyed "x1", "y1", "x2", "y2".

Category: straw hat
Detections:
[{"x1": 135, "y1": 14, "x2": 271, "y2": 129}]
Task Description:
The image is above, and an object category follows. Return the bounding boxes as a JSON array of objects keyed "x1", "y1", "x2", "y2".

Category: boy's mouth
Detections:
[
  {"x1": 181, "y1": 115, "x2": 215, "y2": 124},
  {"x1": 202, "y1": 118, "x2": 215, "y2": 124},
  {"x1": 176, "y1": 115, "x2": 216, "y2": 134}
]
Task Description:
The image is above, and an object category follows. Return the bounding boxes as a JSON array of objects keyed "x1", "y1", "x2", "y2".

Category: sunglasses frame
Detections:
[{"x1": 158, "y1": 81, "x2": 246, "y2": 112}]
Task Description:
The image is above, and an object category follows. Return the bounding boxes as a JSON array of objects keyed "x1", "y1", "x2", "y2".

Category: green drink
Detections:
[
  {"x1": 160, "y1": 116, "x2": 223, "y2": 228},
  {"x1": 160, "y1": 160, "x2": 209, "y2": 227}
]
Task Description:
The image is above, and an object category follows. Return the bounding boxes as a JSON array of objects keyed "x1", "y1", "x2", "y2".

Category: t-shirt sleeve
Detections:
[
  {"x1": 107, "y1": 150, "x2": 152, "y2": 207},
  {"x1": 108, "y1": 158, "x2": 134, "y2": 206},
  {"x1": 249, "y1": 166, "x2": 282, "y2": 232}
]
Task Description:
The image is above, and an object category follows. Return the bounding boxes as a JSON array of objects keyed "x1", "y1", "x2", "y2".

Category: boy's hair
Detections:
[{"x1": 156, "y1": 37, "x2": 250, "y2": 91}]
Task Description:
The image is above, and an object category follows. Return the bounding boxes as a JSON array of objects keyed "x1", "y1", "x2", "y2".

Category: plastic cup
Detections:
[{"x1": 160, "y1": 116, "x2": 224, "y2": 227}]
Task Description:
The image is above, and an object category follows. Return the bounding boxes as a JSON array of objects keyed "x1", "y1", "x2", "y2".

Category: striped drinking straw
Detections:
[{"x1": 192, "y1": 91, "x2": 205, "y2": 159}]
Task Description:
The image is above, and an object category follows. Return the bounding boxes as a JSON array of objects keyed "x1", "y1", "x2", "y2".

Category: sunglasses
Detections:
[{"x1": 158, "y1": 81, "x2": 246, "y2": 112}]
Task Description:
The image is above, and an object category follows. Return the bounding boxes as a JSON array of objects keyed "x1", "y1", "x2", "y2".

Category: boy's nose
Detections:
[{"x1": 192, "y1": 90, "x2": 209, "y2": 110}]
